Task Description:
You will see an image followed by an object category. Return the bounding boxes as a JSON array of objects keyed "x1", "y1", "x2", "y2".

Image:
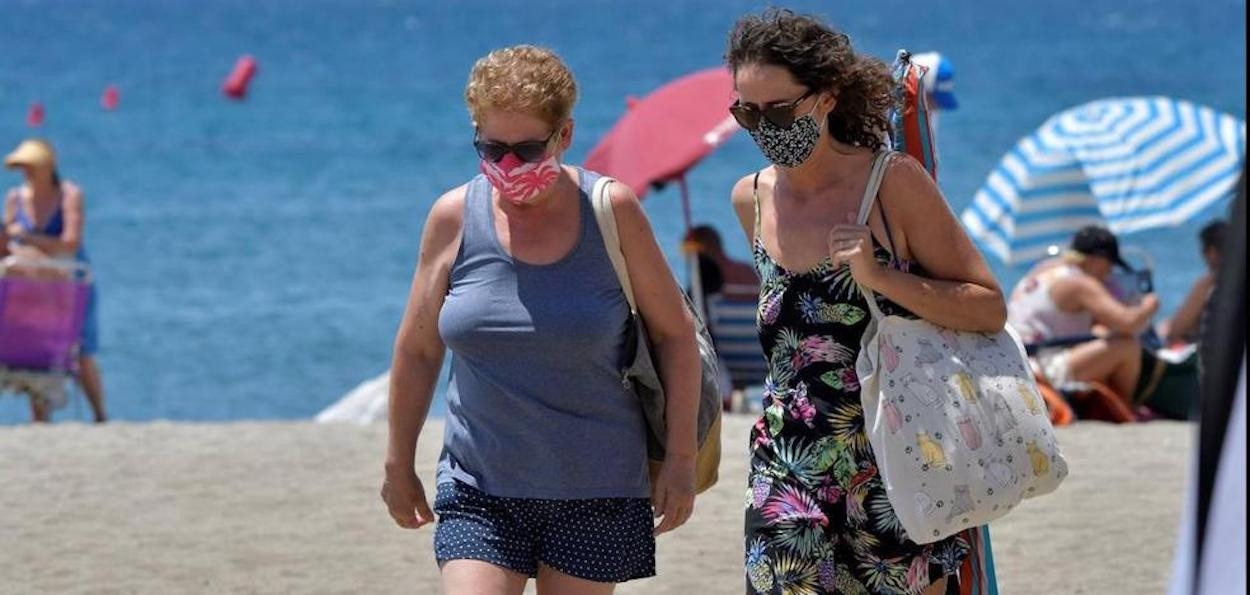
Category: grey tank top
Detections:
[{"x1": 436, "y1": 169, "x2": 650, "y2": 499}]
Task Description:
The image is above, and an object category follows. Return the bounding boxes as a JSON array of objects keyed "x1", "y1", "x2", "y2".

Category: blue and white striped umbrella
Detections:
[{"x1": 962, "y1": 97, "x2": 1246, "y2": 264}]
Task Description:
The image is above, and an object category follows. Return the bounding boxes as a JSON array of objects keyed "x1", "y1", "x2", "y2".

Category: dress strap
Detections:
[{"x1": 752, "y1": 171, "x2": 762, "y2": 242}]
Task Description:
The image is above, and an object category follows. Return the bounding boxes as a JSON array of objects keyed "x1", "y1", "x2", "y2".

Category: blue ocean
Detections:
[{"x1": 0, "y1": 0, "x2": 1244, "y2": 423}]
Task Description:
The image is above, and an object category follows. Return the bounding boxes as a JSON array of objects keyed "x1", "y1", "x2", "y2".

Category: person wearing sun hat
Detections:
[
  {"x1": 3, "y1": 138, "x2": 108, "y2": 423},
  {"x1": 1007, "y1": 224, "x2": 1161, "y2": 402}
]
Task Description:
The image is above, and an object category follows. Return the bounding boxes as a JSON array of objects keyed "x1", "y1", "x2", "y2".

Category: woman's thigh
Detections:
[
  {"x1": 441, "y1": 559, "x2": 528, "y2": 595},
  {"x1": 535, "y1": 563, "x2": 614, "y2": 595}
]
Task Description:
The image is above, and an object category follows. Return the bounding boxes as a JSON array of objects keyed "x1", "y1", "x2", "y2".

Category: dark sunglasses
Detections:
[
  {"x1": 473, "y1": 129, "x2": 559, "y2": 163},
  {"x1": 728, "y1": 90, "x2": 815, "y2": 131}
]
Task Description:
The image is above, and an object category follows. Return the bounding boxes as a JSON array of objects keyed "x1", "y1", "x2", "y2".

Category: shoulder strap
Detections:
[
  {"x1": 855, "y1": 151, "x2": 894, "y2": 225},
  {"x1": 591, "y1": 176, "x2": 638, "y2": 314},
  {"x1": 855, "y1": 151, "x2": 896, "y2": 320}
]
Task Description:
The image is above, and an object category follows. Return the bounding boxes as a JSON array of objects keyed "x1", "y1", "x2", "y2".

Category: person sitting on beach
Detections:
[
  {"x1": 1008, "y1": 225, "x2": 1159, "y2": 400},
  {"x1": 380, "y1": 46, "x2": 701, "y2": 594},
  {"x1": 683, "y1": 224, "x2": 760, "y2": 308},
  {"x1": 682, "y1": 224, "x2": 760, "y2": 409},
  {"x1": 3, "y1": 139, "x2": 107, "y2": 423},
  {"x1": 1159, "y1": 219, "x2": 1226, "y2": 346}
]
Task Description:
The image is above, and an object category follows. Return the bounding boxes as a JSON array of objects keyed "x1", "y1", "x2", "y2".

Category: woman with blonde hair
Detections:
[
  {"x1": 4, "y1": 139, "x2": 107, "y2": 423},
  {"x1": 380, "y1": 46, "x2": 701, "y2": 594}
]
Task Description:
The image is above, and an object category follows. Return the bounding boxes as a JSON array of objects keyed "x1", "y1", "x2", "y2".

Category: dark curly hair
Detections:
[{"x1": 725, "y1": 8, "x2": 892, "y2": 151}]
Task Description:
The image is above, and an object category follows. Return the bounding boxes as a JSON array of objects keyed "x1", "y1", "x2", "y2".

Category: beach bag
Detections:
[
  {"x1": 855, "y1": 152, "x2": 1068, "y2": 544},
  {"x1": 590, "y1": 176, "x2": 722, "y2": 494},
  {"x1": 889, "y1": 49, "x2": 939, "y2": 180}
]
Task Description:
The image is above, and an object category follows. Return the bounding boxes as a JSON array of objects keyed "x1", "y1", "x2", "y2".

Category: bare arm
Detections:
[
  {"x1": 1061, "y1": 275, "x2": 1160, "y2": 334},
  {"x1": 0, "y1": 191, "x2": 13, "y2": 254},
  {"x1": 385, "y1": 187, "x2": 465, "y2": 473},
  {"x1": 855, "y1": 157, "x2": 1006, "y2": 332},
  {"x1": 730, "y1": 173, "x2": 759, "y2": 252},
  {"x1": 608, "y1": 182, "x2": 699, "y2": 533},
  {"x1": 609, "y1": 183, "x2": 699, "y2": 458},
  {"x1": 1163, "y1": 274, "x2": 1214, "y2": 344},
  {"x1": 18, "y1": 183, "x2": 83, "y2": 257}
]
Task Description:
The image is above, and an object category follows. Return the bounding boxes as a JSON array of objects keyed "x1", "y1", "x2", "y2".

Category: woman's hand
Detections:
[
  {"x1": 381, "y1": 465, "x2": 435, "y2": 530},
  {"x1": 5, "y1": 222, "x2": 26, "y2": 240},
  {"x1": 651, "y1": 453, "x2": 696, "y2": 535},
  {"x1": 828, "y1": 214, "x2": 884, "y2": 288}
]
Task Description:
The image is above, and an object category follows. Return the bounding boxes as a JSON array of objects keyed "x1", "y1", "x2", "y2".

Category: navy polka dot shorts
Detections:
[{"x1": 433, "y1": 480, "x2": 656, "y2": 583}]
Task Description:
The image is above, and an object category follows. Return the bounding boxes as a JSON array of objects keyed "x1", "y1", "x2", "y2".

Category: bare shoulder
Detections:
[
  {"x1": 422, "y1": 183, "x2": 469, "y2": 250},
  {"x1": 879, "y1": 153, "x2": 943, "y2": 210},
  {"x1": 604, "y1": 178, "x2": 648, "y2": 225}
]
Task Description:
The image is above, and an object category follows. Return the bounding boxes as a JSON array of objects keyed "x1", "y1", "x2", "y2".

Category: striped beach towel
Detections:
[
  {"x1": 890, "y1": 49, "x2": 939, "y2": 180},
  {"x1": 706, "y1": 292, "x2": 767, "y2": 389},
  {"x1": 958, "y1": 525, "x2": 1000, "y2": 594}
]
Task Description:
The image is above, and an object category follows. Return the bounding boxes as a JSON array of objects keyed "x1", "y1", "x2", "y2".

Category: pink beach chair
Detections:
[{"x1": 0, "y1": 256, "x2": 92, "y2": 411}]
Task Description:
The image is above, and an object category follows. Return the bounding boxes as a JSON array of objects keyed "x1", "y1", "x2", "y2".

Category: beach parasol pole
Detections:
[{"x1": 677, "y1": 175, "x2": 707, "y2": 323}]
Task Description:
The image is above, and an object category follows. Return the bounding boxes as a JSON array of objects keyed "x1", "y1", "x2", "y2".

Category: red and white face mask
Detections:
[{"x1": 479, "y1": 153, "x2": 561, "y2": 206}]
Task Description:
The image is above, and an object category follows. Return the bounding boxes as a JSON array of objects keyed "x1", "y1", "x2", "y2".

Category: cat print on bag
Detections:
[
  {"x1": 953, "y1": 372, "x2": 978, "y2": 403},
  {"x1": 1018, "y1": 383, "x2": 1043, "y2": 416},
  {"x1": 884, "y1": 399, "x2": 904, "y2": 434},
  {"x1": 986, "y1": 460, "x2": 1015, "y2": 489},
  {"x1": 881, "y1": 332, "x2": 902, "y2": 373},
  {"x1": 945, "y1": 485, "x2": 976, "y2": 523},
  {"x1": 915, "y1": 338, "x2": 944, "y2": 365},
  {"x1": 956, "y1": 415, "x2": 983, "y2": 450},
  {"x1": 904, "y1": 374, "x2": 943, "y2": 407},
  {"x1": 917, "y1": 430, "x2": 947, "y2": 468},
  {"x1": 916, "y1": 491, "x2": 937, "y2": 517},
  {"x1": 1027, "y1": 441, "x2": 1050, "y2": 476}
]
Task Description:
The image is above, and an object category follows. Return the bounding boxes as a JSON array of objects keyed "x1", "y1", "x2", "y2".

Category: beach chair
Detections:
[
  {"x1": 0, "y1": 256, "x2": 92, "y2": 416},
  {"x1": 706, "y1": 293, "x2": 767, "y2": 411}
]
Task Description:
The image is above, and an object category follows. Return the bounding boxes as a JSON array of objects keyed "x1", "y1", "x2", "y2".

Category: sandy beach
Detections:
[{"x1": 0, "y1": 415, "x2": 1191, "y2": 594}]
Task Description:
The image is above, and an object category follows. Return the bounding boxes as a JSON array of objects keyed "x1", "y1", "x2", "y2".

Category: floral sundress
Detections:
[{"x1": 744, "y1": 177, "x2": 970, "y2": 595}]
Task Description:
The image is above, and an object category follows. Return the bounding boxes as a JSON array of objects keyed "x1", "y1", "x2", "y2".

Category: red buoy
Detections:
[
  {"x1": 222, "y1": 55, "x2": 258, "y2": 100},
  {"x1": 101, "y1": 85, "x2": 120, "y2": 111},
  {"x1": 26, "y1": 103, "x2": 45, "y2": 127}
]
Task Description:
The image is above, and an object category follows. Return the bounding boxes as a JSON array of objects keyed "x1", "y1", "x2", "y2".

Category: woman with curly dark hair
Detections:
[{"x1": 725, "y1": 9, "x2": 1006, "y2": 594}]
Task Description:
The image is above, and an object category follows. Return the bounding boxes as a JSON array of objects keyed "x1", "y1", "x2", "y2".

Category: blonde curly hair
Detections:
[{"x1": 465, "y1": 45, "x2": 578, "y2": 127}]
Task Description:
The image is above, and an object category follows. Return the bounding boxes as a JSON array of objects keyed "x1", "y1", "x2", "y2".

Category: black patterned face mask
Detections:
[{"x1": 747, "y1": 106, "x2": 823, "y2": 168}]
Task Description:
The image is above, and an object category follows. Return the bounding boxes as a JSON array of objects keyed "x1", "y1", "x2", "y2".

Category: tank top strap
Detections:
[{"x1": 458, "y1": 174, "x2": 506, "y2": 261}]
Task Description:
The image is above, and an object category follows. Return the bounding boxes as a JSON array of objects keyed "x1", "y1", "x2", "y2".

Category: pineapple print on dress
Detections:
[
  {"x1": 798, "y1": 292, "x2": 866, "y2": 326},
  {"x1": 746, "y1": 538, "x2": 775, "y2": 593}
]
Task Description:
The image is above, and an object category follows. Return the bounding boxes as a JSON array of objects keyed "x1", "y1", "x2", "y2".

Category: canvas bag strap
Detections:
[
  {"x1": 855, "y1": 151, "x2": 895, "y2": 321},
  {"x1": 591, "y1": 176, "x2": 639, "y2": 314}
]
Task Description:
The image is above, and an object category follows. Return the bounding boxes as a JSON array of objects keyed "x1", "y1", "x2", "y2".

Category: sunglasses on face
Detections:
[
  {"x1": 473, "y1": 129, "x2": 559, "y2": 163},
  {"x1": 728, "y1": 90, "x2": 815, "y2": 131}
]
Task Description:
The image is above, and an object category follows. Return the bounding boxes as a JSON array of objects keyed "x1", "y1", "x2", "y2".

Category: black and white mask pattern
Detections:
[{"x1": 747, "y1": 109, "x2": 823, "y2": 168}]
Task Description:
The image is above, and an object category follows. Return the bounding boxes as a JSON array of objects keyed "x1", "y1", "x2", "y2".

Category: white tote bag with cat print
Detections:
[{"x1": 854, "y1": 152, "x2": 1068, "y2": 544}]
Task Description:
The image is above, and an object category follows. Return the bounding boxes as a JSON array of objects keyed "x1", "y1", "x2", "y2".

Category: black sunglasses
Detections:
[
  {"x1": 473, "y1": 129, "x2": 559, "y2": 163},
  {"x1": 728, "y1": 90, "x2": 815, "y2": 131}
]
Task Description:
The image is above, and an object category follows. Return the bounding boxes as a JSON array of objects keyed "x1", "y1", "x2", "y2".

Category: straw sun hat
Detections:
[{"x1": 3, "y1": 139, "x2": 57, "y2": 171}]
